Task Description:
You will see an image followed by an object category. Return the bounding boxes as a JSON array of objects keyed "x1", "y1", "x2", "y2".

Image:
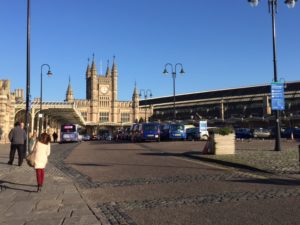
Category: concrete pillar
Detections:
[{"x1": 220, "y1": 100, "x2": 224, "y2": 121}]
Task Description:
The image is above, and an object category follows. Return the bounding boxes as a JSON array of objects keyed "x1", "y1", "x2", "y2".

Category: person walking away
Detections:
[
  {"x1": 52, "y1": 131, "x2": 58, "y2": 143},
  {"x1": 8, "y1": 121, "x2": 27, "y2": 166},
  {"x1": 29, "y1": 130, "x2": 38, "y2": 153},
  {"x1": 34, "y1": 132, "x2": 51, "y2": 192}
]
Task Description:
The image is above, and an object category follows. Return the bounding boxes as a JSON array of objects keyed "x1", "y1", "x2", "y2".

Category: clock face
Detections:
[{"x1": 100, "y1": 86, "x2": 108, "y2": 94}]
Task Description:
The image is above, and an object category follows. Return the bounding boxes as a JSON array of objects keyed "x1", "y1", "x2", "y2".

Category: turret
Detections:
[
  {"x1": 86, "y1": 61, "x2": 91, "y2": 99},
  {"x1": 111, "y1": 56, "x2": 118, "y2": 101},
  {"x1": 132, "y1": 82, "x2": 139, "y2": 122},
  {"x1": 86, "y1": 62, "x2": 91, "y2": 78},
  {"x1": 91, "y1": 57, "x2": 97, "y2": 78},
  {"x1": 65, "y1": 77, "x2": 74, "y2": 103},
  {"x1": 105, "y1": 60, "x2": 111, "y2": 77},
  {"x1": 90, "y1": 54, "x2": 98, "y2": 102}
]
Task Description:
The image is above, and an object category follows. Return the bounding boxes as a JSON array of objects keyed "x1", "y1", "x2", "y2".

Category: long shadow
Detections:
[
  {"x1": 229, "y1": 178, "x2": 300, "y2": 186},
  {"x1": 0, "y1": 185, "x2": 36, "y2": 193},
  {"x1": 0, "y1": 180, "x2": 36, "y2": 187},
  {"x1": 0, "y1": 181, "x2": 37, "y2": 193}
]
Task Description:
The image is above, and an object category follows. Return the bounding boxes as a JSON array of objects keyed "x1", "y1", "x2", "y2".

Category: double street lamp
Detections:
[
  {"x1": 248, "y1": 0, "x2": 297, "y2": 151},
  {"x1": 39, "y1": 64, "x2": 53, "y2": 136},
  {"x1": 139, "y1": 89, "x2": 152, "y2": 122},
  {"x1": 163, "y1": 63, "x2": 185, "y2": 121}
]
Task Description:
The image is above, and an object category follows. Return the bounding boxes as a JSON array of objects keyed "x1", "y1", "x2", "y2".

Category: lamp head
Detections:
[
  {"x1": 47, "y1": 70, "x2": 53, "y2": 77},
  {"x1": 163, "y1": 68, "x2": 168, "y2": 75},
  {"x1": 248, "y1": 0, "x2": 259, "y2": 7},
  {"x1": 285, "y1": 0, "x2": 297, "y2": 8},
  {"x1": 179, "y1": 68, "x2": 185, "y2": 74}
]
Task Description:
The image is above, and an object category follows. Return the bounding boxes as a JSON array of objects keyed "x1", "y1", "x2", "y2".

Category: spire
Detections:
[
  {"x1": 105, "y1": 59, "x2": 111, "y2": 77},
  {"x1": 86, "y1": 58, "x2": 91, "y2": 78},
  {"x1": 132, "y1": 81, "x2": 139, "y2": 100},
  {"x1": 91, "y1": 53, "x2": 97, "y2": 76},
  {"x1": 111, "y1": 55, "x2": 118, "y2": 77},
  {"x1": 65, "y1": 76, "x2": 74, "y2": 103}
]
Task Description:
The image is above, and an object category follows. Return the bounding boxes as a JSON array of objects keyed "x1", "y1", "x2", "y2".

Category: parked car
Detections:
[
  {"x1": 252, "y1": 128, "x2": 271, "y2": 139},
  {"x1": 235, "y1": 128, "x2": 252, "y2": 139},
  {"x1": 281, "y1": 127, "x2": 300, "y2": 139},
  {"x1": 82, "y1": 134, "x2": 91, "y2": 141},
  {"x1": 186, "y1": 127, "x2": 209, "y2": 141}
]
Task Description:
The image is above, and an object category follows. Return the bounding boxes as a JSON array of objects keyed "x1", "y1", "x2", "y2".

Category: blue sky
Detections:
[{"x1": 0, "y1": 0, "x2": 299, "y2": 102}]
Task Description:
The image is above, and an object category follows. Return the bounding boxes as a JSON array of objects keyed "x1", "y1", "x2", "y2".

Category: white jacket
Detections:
[{"x1": 34, "y1": 141, "x2": 51, "y2": 169}]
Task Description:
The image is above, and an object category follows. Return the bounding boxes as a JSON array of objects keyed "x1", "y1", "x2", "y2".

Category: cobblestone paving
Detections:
[
  {"x1": 94, "y1": 186, "x2": 300, "y2": 225},
  {"x1": 198, "y1": 140, "x2": 300, "y2": 174},
  {"x1": 112, "y1": 187, "x2": 300, "y2": 210},
  {"x1": 50, "y1": 143, "x2": 264, "y2": 189},
  {"x1": 98, "y1": 203, "x2": 137, "y2": 225},
  {"x1": 48, "y1": 141, "x2": 300, "y2": 225}
]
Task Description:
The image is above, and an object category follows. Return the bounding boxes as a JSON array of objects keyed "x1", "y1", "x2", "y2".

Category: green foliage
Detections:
[{"x1": 210, "y1": 127, "x2": 234, "y2": 136}]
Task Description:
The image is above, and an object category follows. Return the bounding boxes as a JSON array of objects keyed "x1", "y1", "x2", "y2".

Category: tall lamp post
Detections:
[
  {"x1": 139, "y1": 89, "x2": 152, "y2": 122},
  {"x1": 39, "y1": 64, "x2": 53, "y2": 136},
  {"x1": 25, "y1": 0, "x2": 31, "y2": 154},
  {"x1": 248, "y1": 0, "x2": 297, "y2": 151},
  {"x1": 163, "y1": 63, "x2": 185, "y2": 121}
]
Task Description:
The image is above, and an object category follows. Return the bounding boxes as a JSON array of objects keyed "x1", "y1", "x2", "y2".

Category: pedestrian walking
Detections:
[
  {"x1": 52, "y1": 131, "x2": 58, "y2": 143},
  {"x1": 8, "y1": 121, "x2": 27, "y2": 166},
  {"x1": 34, "y1": 132, "x2": 51, "y2": 192}
]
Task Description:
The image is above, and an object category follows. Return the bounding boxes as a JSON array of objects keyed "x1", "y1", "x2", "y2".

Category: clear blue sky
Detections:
[{"x1": 1, "y1": 0, "x2": 299, "y2": 102}]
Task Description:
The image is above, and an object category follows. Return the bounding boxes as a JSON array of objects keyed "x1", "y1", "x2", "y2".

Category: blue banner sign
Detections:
[{"x1": 271, "y1": 82, "x2": 285, "y2": 110}]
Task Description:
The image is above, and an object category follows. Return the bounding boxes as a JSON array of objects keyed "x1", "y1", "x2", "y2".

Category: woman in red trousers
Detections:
[{"x1": 34, "y1": 133, "x2": 51, "y2": 192}]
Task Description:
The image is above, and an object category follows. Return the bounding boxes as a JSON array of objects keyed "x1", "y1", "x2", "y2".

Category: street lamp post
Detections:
[
  {"x1": 25, "y1": 0, "x2": 31, "y2": 154},
  {"x1": 248, "y1": 0, "x2": 297, "y2": 151},
  {"x1": 139, "y1": 89, "x2": 152, "y2": 122},
  {"x1": 163, "y1": 63, "x2": 185, "y2": 121},
  {"x1": 39, "y1": 64, "x2": 52, "y2": 137}
]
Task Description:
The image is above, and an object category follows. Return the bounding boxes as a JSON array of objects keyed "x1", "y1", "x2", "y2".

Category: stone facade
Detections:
[
  {"x1": 0, "y1": 80, "x2": 16, "y2": 143},
  {"x1": 0, "y1": 57, "x2": 152, "y2": 142},
  {"x1": 65, "y1": 57, "x2": 150, "y2": 134}
]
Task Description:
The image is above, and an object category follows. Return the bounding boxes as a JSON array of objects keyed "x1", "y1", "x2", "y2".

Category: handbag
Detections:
[{"x1": 26, "y1": 141, "x2": 37, "y2": 167}]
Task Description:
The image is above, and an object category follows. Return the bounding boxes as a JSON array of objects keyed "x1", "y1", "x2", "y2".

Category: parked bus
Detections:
[{"x1": 60, "y1": 124, "x2": 82, "y2": 143}]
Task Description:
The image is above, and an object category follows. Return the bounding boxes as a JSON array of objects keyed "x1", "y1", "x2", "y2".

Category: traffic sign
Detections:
[{"x1": 271, "y1": 82, "x2": 285, "y2": 110}]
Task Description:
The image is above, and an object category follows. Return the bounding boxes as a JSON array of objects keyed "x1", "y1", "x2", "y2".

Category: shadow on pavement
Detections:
[
  {"x1": 0, "y1": 180, "x2": 36, "y2": 187},
  {"x1": 0, "y1": 180, "x2": 37, "y2": 193},
  {"x1": 229, "y1": 178, "x2": 300, "y2": 186}
]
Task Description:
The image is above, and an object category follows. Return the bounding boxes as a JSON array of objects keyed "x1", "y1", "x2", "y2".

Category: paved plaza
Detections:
[{"x1": 0, "y1": 139, "x2": 300, "y2": 225}]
